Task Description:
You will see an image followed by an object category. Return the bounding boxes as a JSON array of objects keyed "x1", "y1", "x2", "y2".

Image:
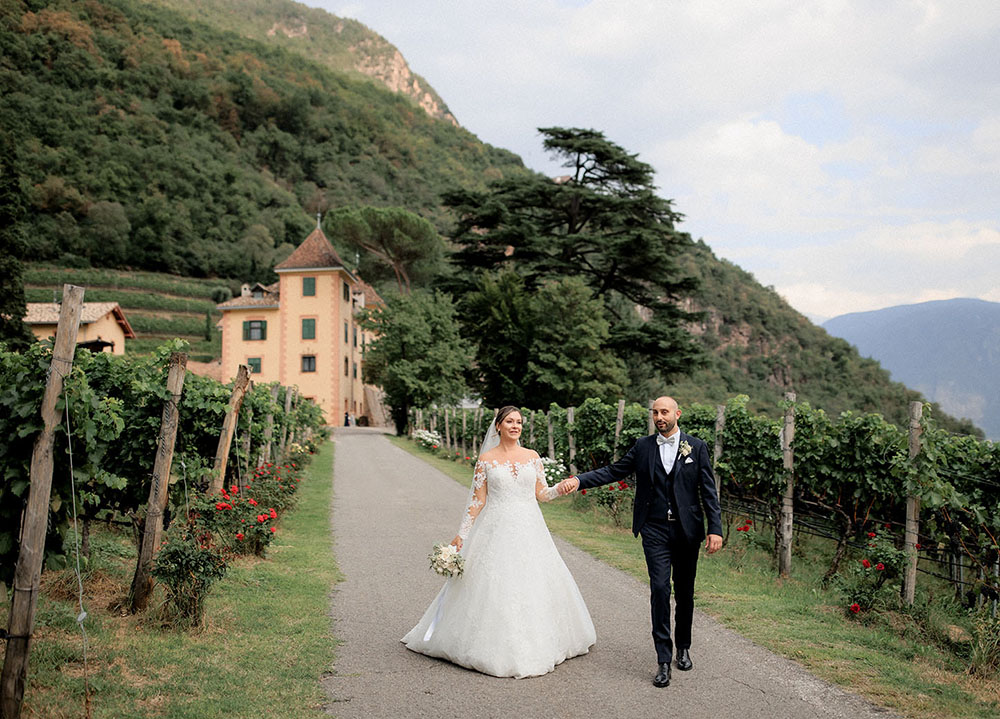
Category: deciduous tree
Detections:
[{"x1": 359, "y1": 291, "x2": 471, "y2": 433}]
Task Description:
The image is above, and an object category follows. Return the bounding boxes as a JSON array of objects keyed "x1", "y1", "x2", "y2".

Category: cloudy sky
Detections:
[{"x1": 308, "y1": 0, "x2": 1000, "y2": 322}]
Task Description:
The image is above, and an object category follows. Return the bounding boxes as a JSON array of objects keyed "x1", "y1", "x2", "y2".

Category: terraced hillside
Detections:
[{"x1": 23, "y1": 264, "x2": 237, "y2": 361}]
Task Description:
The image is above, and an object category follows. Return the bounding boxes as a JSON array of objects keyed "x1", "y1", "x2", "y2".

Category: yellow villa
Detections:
[
  {"x1": 217, "y1": 223, "x2": 380, "y2": 425},
  {"x1": 25, "y1": 301, "x2": 135, "y2": 354}
]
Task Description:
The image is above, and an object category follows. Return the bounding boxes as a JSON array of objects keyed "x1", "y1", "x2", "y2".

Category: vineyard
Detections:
[
  {"x1": 23, "y1": 264, "x2": 240, "y2": 360},
  {"x1": 0, "y1": 305, "x2": 328, "y2": 716},
  {"x1": 410, "y1": 397, "x2": 1000, "y2": 617}
]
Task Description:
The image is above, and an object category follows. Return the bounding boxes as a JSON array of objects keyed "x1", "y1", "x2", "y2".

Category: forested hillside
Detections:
[
  {"x1": 148, "y1": 0, "x2": 458, "y2": 124},
  {"x1": 0, "y1": 0, "x2": 524, "y2": 281}
]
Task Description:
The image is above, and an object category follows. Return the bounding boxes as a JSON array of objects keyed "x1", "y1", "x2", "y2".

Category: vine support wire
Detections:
[{"x1": 62, "y1": 387, "x2": 92, "y2": 719}]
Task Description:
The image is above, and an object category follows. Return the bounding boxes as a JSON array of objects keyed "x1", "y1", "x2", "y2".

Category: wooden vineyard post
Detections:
[
  {"x1": 461, "y1": 410, "x2": 467, "y2": 458},
  {"x1": 279, "y1": 387, "x2": 294, "y2": 456},
  {"x1": 647, "y1": 400, "x2": 655, "y2": 435},
  {"x1": 713, "y1": 404, "x2": 726, "y2": 497},
  {"x1": 257, "y1": 385, "x2": 280, "y2": 467},
  {"x1": 546, "y1": 411, "x2": 555, "y2": 461},
  {"x1": 778, "y1": 392, "x2": 796, "y2": 578},
  {"x1": 129, "y1": 351, "x2": 188, "y2": 613},
  {"x1": 567, "y1": 407, "x2": 577, "y2": 476},
  {"x1": 2, "y1": 284, "x2": 84, "y2": 719},
  {"x1": 613, "y1": 399, "x2": 625, "y2": 461},
  {"x1": 902, "y1": 401, "x2": 923, "y2": 606},
  {"x1": 239, "y1": 406, "x2": 253, "y2": 488},
  {"x1": 444, "y1": 409, "x2": 452, "y2": 453},
  {"x1": 210, "y1": 365, "x2": 250, "y2": 494}
]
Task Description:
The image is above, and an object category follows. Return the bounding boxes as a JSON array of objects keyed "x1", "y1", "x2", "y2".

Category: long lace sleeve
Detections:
[
  {"x1": 534, "y1": 457, "x2": 559, "y2": 502},
  {"x1": 457, "y1": 461, "x2": 489, "y2": 541}
]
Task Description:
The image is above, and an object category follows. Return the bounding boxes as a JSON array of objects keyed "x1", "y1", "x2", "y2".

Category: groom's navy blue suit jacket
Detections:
[{"x1": 576, "y1": 432, "x2": 723, "y2": 541}]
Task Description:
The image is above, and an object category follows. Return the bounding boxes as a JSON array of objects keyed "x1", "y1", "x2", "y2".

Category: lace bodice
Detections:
[{"x1": 456, "y1": 457, "x2": 554, "y2": 541}]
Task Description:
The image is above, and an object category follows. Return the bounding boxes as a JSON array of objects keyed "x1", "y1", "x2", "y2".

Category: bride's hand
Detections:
[{"x1": 450, "y1": 535, "x2": 462, "y2": 551}]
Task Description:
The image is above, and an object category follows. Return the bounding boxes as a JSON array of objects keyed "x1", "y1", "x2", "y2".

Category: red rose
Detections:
[
  {"x1": 270, "y1": 527, "x2": 277, "y2": 534},
  {"x1": 581, "y1": 489, "x2": 587, "y2": 495},
  {"x1": 236, "y1": 533, "x2": 244, "y2": 541},
  {"x1": 248, "y1": 499, "x2": 258, "y2": 506},
  {"x1": 230, "y1": 485, "x2": 238, "y2": 494},
  {"x1": 269, "y1": 509, "x2": 277, "y2": 519},
  {"x1": 257, "y1": 515, "x2": 266, "y2": 523},
  {"x1": 867, "y1": 532, "x2": 876, "y2": 538},
  {"x1": 862, "y1": 559, "x2": 871, "y2": 568},
  {"x1": 215, "y1": 502, "x2": 226, "y2": 510},
  {"x1": 875, "y1": 563, "x2": 885, "y2": 571},
  {"x1": 849, "y1": 603, "x2": 861, "y2": 614}
]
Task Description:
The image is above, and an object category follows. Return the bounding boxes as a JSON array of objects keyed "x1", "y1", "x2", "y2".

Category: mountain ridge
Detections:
[
  {"x1": 148, "y1": 0, "x2": 458, "y2": 125},
  {"x1": 823, "y1": 298, "x2": 1000, "y2": 439}
]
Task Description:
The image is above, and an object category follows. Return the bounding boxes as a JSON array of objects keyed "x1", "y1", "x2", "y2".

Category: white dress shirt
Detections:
[{"x1": 656, "y1": 432, "x2": 679, "y2": 475}]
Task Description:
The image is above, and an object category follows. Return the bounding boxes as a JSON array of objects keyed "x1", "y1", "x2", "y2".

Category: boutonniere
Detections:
[{"x1": 678, "y1": 440, "x2": 692, "y2": 457}]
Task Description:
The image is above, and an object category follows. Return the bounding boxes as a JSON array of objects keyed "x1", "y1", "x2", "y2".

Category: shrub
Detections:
[
  {"x1": 835, "y1": 530, "x2": 909, "y2": 616},
  {"x1": 152, "y1": 527, "x2": 228, "y2": 626},
  {"x1": 413, "y1": 428, "x2": 443, "y2": 450}
]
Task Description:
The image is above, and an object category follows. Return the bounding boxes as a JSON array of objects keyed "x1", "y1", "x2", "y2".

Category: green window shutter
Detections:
[
  {"x1": 303, "y1": 277, "x2": 316, "y2": 296},
  {"x1": 302, "y1": 318, "x2": 316, "y2": 340},
  {"x1": 260, "y1": 320, "x2": 267, "y2": 341},
  {"x1": 243, "y1": 321, "x2": 250, "y2": 341}
]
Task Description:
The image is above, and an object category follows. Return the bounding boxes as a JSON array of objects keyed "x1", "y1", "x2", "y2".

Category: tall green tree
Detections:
[
  {"x1": 326, "y1": 206, "x2": 446, "y2": 294},
  {"x1": 359, "y1": 291, "x2": 471, "y2": 433},
  {"x1": 461, "y1": 270, "x2": 626, "y2": 408},
  {"x1": 0, "y1": 132, "x2": 35, "y2": 351},
  {"x1": 444, "y1": 127, "x2": 703, "y2": 382}
]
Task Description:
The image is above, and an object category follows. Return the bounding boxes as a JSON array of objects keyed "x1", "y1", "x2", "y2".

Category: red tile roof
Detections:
[{"x1": 274, "y1": 227, "x2": 349, "y2": 271}]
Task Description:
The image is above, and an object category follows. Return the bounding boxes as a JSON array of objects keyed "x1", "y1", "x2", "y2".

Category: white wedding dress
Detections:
[{"x1": 402, "y1": 458, "x2": 596, "y2": 678}]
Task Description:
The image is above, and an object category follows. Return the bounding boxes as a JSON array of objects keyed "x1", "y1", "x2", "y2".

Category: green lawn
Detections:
[
  {"x1": 389, "y1": 435, "x2": 1000, "y2": 719},
  {"x1": 0, "y1": 442, "x2": 339, "y2": 719}
]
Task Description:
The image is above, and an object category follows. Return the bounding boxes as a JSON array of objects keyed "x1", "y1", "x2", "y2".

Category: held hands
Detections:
[{"x1": 556, "y1": 477, "x2": 580, "y2": 496}]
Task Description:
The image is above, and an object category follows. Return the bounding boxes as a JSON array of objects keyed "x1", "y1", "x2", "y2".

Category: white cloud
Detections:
[{"x1": 312, "y1": 0, "x2": 1000, "y2": 317}]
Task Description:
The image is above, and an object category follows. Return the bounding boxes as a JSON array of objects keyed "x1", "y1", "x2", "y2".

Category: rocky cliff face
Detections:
[
  {"x1": 262, "y1": 10, "x2": 457, "y2": 126},
  {"x1": 349, "y1": 37, "x2": 458, "y2": 126}
]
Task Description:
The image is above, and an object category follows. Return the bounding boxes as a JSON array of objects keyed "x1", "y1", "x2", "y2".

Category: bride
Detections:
[{"x1": 402, "y1": 406, "x2": 596, "y2": 678}]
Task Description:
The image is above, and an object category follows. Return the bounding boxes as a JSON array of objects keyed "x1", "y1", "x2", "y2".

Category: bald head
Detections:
[{"x1": 651, "y1": 396, "x2": 681, "y2": 436}]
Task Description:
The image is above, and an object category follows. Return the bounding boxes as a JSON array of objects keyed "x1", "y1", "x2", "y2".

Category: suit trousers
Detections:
[{"x1": 639, "y1": 516, "x2": 699, "y2": 664}]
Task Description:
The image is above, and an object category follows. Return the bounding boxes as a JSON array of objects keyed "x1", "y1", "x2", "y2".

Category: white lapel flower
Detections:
[{"x1": 678, "y1": 440, "x2": 692, "y2": 458}]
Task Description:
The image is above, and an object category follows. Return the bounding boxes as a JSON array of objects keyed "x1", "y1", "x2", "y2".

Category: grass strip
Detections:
[
  {"x1": 388, "y1": 435, "x2": 1000, "y2": 719},
  {"x1": 0, "y1": 441, "x2": 339, "y2": 719}
]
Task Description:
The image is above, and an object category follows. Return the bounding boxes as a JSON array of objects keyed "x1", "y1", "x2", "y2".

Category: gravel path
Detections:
[{"x1": 323, "y1": 429, "x2": 895, "y2": 719}]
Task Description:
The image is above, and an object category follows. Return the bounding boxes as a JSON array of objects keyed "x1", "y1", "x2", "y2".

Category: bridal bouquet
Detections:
[{"x1": 428, "y1": 543, "x2": 464, "y2": 578}]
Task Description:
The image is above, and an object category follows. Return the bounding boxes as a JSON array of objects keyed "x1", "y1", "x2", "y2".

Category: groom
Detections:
[{"x1": 557, "y1": 396, "x2": 723, "y2": 688}]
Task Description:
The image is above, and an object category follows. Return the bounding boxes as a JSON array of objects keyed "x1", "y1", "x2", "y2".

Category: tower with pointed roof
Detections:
[{"x1": 217, "y1": 224, "x2": 380, "y2": 424}]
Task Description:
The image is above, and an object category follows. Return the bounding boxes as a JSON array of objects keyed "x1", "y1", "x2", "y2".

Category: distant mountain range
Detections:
[{"x1": 823, "y1": 299, "x2": 1000, "y2": 439}]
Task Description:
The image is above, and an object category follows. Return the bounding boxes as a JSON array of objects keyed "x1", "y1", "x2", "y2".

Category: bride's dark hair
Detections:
[{"x1": 494, "y1": 405, "x2": 521, "y2": 428}]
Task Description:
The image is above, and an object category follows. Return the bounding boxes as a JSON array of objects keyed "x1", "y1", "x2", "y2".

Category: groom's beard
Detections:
[{"x1": 656, "y1": 420, "x2": 676, "y2": 435}]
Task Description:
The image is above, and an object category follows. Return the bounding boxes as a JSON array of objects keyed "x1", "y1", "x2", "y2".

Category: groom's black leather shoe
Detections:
[
  {"x1": 675, "y1": 648, "x2": 693, "y2": 671},
  {"x1": 653, "y1": 663, "x2": 671, "y2": 687}
]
